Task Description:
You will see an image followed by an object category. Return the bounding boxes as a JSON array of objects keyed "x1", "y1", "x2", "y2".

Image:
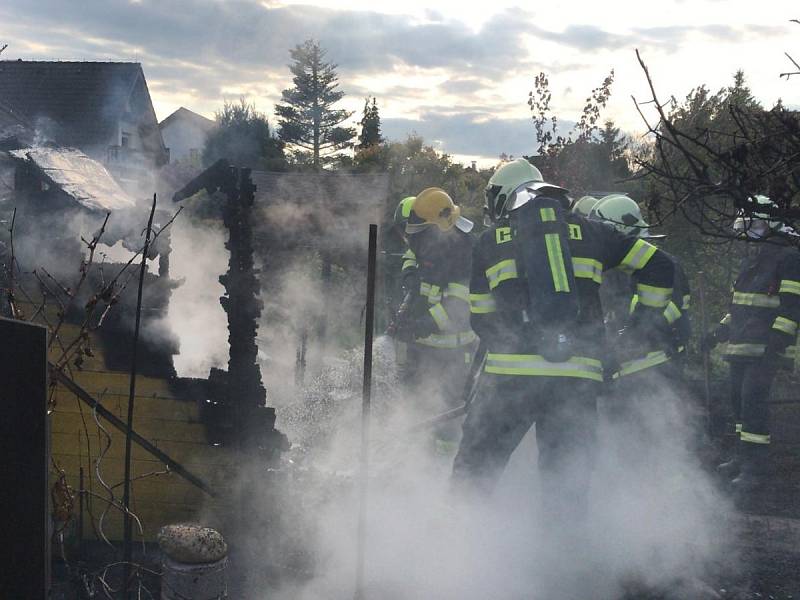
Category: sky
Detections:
[{"x1": 1, "y1": 0, "x2": 798, "y2": 166}]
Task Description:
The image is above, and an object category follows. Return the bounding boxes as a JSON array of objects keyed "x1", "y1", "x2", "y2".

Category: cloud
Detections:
[
  {"x1": 382, "y1": 110, "x2": 576, "y2": 159},
  {"x1": 1, "y1": 1, "x2": 536, "y2": 78}
]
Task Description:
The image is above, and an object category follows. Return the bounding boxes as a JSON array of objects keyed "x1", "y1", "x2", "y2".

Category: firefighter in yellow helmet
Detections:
[{"x1": 387, "y1": 188, "x2": 477, "y2": 451}]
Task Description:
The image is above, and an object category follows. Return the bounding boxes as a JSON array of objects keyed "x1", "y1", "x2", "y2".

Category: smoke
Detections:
[
  {"x1": 237, "y1": 344, "x2": 733, "y2": 600},
  {"x1": 165, "y1": 215, "x2": 229, "y2": 377}
]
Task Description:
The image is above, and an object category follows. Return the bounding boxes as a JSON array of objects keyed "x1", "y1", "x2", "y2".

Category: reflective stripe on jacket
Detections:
[
  {"x1": 722, "y1": 239, "x2": 800, "y2": 364},
  {"x1": 470, "y1": 214, "x2": 674, "y2": 378}
]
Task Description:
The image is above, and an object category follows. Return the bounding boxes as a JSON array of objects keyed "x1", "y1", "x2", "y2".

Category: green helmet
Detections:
[
  {"x1": 485, "y1": 159, "x2": 551, "y2": 223},
  {"x1": 589, "y1": 194, "x2": 664, "y2": 238},
  {"x1": 572, "y1": 195, "x2": 601, "y2": 217},
  {"x1": 393, "y1": 196, "x2": 416, "y2": 228}
]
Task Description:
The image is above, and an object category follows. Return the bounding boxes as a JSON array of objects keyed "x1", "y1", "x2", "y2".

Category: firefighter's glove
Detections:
[
  {"x1": 386, "y1": 313, "x2": 415, "y2": 343},
  {"x1": 765, "y1": 330, "x2": 792, "y2": 361},
  {"x1": 614, "y1": 326, "x2": 642, "y2": 363},
  {"x1": 700, "y1": 324, "x2": 729, "y2": 353},
  {"x1": 540, "y1": 331, "x2": 573, "y2": 363}
]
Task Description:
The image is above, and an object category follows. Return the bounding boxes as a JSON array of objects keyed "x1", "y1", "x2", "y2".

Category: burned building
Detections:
[{"x1": 0, "y1": 60, "x2": 168, "y2": 187}]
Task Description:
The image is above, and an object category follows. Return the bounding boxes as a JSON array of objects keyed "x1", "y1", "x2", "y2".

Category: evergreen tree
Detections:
[
  {"x1": 203, "y1": 98, "x2": 286, "y2": 171},
  {"x1": 275, "y1": 39, "x2": 356, "y2": 169},
  {"x1": 357, "y1": 97, "x2": 382, "y2": 150}
]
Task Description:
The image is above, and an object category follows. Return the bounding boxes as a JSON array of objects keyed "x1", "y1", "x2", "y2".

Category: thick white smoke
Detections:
[
  {"x1": 166, "y1": 216, "x2": 229, "y2": 377},
  {"x1": 254, "y1": 341, "x2": 732, "y2": 600}
]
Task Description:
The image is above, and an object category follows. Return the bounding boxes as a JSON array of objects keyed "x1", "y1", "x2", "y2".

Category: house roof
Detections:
[
  {"x1": 10, "y1": 146, "x2": 136, "y2": 212},
  {"x1": 0, "y1": 61, "x2": 165, "y2": 161},
  {"x1": 159, "y1": 107, "x2": 216, "y2": 132}
]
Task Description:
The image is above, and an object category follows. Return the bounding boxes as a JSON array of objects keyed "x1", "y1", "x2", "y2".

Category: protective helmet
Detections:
[
  {"x1": 393, "y1": 196, "x2": 416, "y2": 229},
  {"x1": 572, "y1": 195, "x2": 601, "y2": 217},
  {"x1": 732, "y1": 195, "x2": 791, "y2": 238},
  {"x1": 406, "y1": 187, "x2": 474, "y2": 234},
  {"x1": 589, "y1": 194, "x2": 664, "y2": 238},
  {"x1": 484, "y1": 159, "x2": 543, "y2": 223}
]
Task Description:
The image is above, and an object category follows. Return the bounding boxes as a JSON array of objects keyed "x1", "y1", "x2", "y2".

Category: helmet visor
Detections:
[
  {"x1": 485, "y1": 184, "x2": 504, "y2": 221},
  {"x1": 405, "y1": 220, "x2": 433, "y2": 235}
]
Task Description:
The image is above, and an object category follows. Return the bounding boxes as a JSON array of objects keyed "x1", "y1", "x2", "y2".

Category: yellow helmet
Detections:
[{"x1": 406, "y1": 187, "x2": 474, "y2": 234}]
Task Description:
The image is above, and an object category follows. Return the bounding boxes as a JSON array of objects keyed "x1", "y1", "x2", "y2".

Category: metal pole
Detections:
[
  {"x1": 698, "y1": 271, "x2": 712, "y2": 435},
  {"x1": 122, "y1": 194, "x2": 157, "y2": 598},
  {"x1": 354, "y1": 224, "x2": 377, "y2": 600}
]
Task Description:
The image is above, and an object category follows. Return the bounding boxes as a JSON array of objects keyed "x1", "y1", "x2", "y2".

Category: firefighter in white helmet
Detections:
[
  {"x1": 588, "y1": 194, "x2": 691, "y2": 383},
  {"x1": 702, "y1": 196, "x2": 800, "y2": 494},
  {"x1": 452, "y1": 160, "x2": 675, "y2": 522}
]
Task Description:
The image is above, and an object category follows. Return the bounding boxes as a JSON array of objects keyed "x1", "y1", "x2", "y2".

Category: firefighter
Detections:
[
  {"x1": 571, "y1": 194, "x2": 602, "y2": 217},
  {"x1": 588, "y1": 194, "x2": 691, "y2": 382},
  {"x1": 387, "y1": 188, "x2": 477, "y2": 449},
  {"x1": 452, "y1": 159, "x2": 675, "y2": 519},
  {"x1": 702, "y1": 196, "x2": 800, "y2": 492}
]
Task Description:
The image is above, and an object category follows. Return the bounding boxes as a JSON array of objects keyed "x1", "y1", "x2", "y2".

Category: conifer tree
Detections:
[
  {"x1": 357, "y1": 97, "x2": 383, "y2": 150},
  {"x1": 275, "y1": 39, "x2": 356, "y2": 168}
]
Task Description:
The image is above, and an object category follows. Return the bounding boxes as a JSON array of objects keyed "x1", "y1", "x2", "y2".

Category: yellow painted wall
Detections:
[{"x1": 49, "y1": 326, "x2": 237, "y2": 543}]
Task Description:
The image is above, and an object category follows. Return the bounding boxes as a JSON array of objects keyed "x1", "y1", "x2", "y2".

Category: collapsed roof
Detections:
[{"x1": 10, "y1": 146, "x2": 136, "y2": 212}]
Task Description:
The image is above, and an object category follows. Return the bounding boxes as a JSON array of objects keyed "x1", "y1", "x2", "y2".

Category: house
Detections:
[
  {"x1": 0, "y1": 60, "x2": 168, "y2": 186},
  {"x1": 159, "y1": 107, "x2": 215, "y2": 166}
]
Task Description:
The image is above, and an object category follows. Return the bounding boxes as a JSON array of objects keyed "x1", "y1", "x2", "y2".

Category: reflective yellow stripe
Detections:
[
  {"x1": 469, "y1": 293, "x2": 497, "y2": 314},
  {"x1": 572, "y1": 257, "x2": 603, "y2": 284},
  {"x1": 402, "y1": 259, "x2": 417, "y2": 271},
  {"x1": 779, "y1": 279, "x2": 800, "y2": 296},
  {"x1": 735, "y1": 423, "x2": 742, "y2": 433},
  {"x1": 619, "y1": 239, "x2": 657, "y2": 273},
  {"x1": 724, "y1": 342, "x2": 766, "y2": 357},
  {"x1": 740, "y1": 431, "x2": 771, "y2": 444},
  {"x1": 682, "y1": 294, "x2": 691, "y2": 310},
  {"x1": 429, "y1": 303, "x2": 451, "y2": 330},
  {"x1": 485, "y1": 353, "x2": 603, "y2": 381},
  {"x1": 614, "y1": 350, "x2": 671, "y2": 378},
  {"x1": 636, "y1": 283, "x2": 672, "y2": 308},
  {"x1": 773, "y1": 316, "x2": 798, "y2": 336},
  {"x1": 732, "y1": 292, "x2": 779, "y2": 308},
  {"x1": 629, "y1": 294, "x2": 639, "y2": 315},
  {"x1": 540, "y1": 207, "x2": 556, "y2": 222},
  {"x1": 720, "y1": 313, "x2": 732, "y2": 326},
  {"x1": 420, "y1": 282, "x2": 442, "y2": 302},
  {"x1": 486, "y1": 259, "x2": 518, "y2": 290},
  {"x1": 445, "y1": 282, "x2": 469, "y2": 302},
  {"x1": 782, "y1": 345, "x2": 798, "y2": 359},
  {"x1": 544, "y1": 233, "x2": 570, "y2": 292},
  {"x1": 664, "y1": 301, "x2": 682, "y2": 325},
  {"x1": 416, "y1": 330, "x2": 477, "y2": 348}
]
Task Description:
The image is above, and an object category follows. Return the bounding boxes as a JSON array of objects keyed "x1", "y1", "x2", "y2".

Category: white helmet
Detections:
[{"x1": 733, "y1": 195, "x2": 796, "y2": 238}]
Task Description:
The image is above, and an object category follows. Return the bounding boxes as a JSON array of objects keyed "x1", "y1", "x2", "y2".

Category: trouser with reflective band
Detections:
[
  {"x1": 404, "y1": 342, "x2": 476, "y2": 444},
  {"x1": 729, "y1": 360, "x2": 774, "y2": 446},
  {"x1": 452, "y1": 374, "x2": 599, "y2": 520}
]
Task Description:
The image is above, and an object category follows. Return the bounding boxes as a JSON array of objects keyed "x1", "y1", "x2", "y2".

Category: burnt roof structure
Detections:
[
  {"x1": 9, "y1": 146, "x2": 136, "y2": 212},
  {"x1": 0, "y1": 60, "x2": 168, "y2": 166}
]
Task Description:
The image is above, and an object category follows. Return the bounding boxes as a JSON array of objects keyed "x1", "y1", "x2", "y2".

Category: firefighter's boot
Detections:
[
  {"x1": 730, "y1": 443, "x2": 770, "y2": 496},
  {"x1": 716, "y1": 440, "x2": 741, "y2": 480}
]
